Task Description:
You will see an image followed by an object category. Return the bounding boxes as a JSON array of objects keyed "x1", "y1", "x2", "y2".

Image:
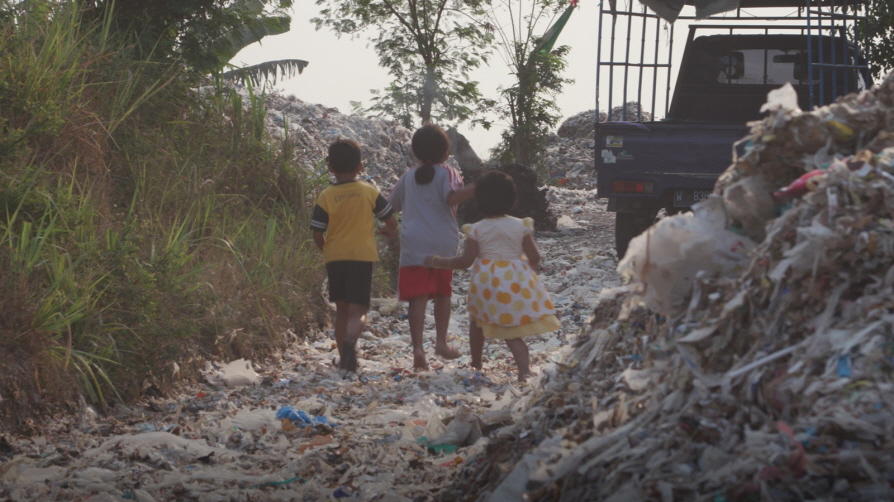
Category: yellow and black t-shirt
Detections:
[{"x1": 310, "y1": 180, "x2": 394, "y2": 263}]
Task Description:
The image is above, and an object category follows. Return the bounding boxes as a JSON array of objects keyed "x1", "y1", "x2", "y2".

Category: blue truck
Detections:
[{"x1": 594, "y1": 0, "x2": 871, "y2": 258}]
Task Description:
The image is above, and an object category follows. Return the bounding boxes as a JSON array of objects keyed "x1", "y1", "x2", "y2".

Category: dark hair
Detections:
[
  {"x1": 475, "y1": 170, "x2": 517, "y2": 217},
  {"x1": 328, "y1": 138, "x2": 362, "y2": 174},
  {"x1": 411, "y1": 124, "x2": 450, "y2": 185}
]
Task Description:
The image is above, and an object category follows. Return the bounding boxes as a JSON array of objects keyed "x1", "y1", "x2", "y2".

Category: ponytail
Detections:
[
  {"x1": 414, "y1": 163, "x2": 435, "y2": 185},
  {"x1": 411, "y1": 124, "x2": 450, "y2": 186}
]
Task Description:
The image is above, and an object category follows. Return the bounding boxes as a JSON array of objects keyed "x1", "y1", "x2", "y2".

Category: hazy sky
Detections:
[{"x1": 233, "y1": 2, "x2": 600, "y2": 157}]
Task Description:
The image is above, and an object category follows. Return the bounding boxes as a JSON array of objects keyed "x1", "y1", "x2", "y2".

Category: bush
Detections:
[{"x1": 0, "y1": 1, "x2": 328, "y2": 430}]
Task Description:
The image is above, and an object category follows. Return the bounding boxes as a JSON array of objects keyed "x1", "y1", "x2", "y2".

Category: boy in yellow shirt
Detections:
[{"x1": 310, "y1": 138, "x2": 398, "y2": 374}]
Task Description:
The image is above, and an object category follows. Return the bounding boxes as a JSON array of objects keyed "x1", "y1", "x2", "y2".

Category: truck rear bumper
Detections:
[{"x1": 599, "y1": 172, "x2": 718, "y2": 213}]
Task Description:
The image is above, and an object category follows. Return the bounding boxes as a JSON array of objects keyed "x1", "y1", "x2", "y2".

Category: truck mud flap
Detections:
[{"x1": 615, "y1": 210, "x2": 658, "y2": 260}]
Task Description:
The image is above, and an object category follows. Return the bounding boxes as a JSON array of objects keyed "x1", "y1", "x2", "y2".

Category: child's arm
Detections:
[
  {"x1": 522, "y1": 234, "x2": 541, "y2": 271},
  {"x1": 424, "y1": 238, "x2": 479, "y2": 269},
  {"x1": 387, "y1": 175, "x2": 403, "y2": 212},
  {"x1": 374, "y1": 192, "x2": 398, "y2": 238},
  {"x1": 309, "y1": 201, "x2": 328, "y2": 252},
  {"x1": 446, "y1": 183, "x2": 475, "y2": 206},
  {"x1": 379, "y1": 215, "x2": 398, "y2": 238},
  {"x1": 312, "y1": 230, "x2": 325, "y2": 252}
]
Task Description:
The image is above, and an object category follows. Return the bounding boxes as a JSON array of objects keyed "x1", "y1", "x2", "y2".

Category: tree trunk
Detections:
[
  {"x1": 514, "y1": 64, "x2": 536, "y2": 166},
  {"x1": 421, "y1": 70, "x2": 437, "y2": 125}
]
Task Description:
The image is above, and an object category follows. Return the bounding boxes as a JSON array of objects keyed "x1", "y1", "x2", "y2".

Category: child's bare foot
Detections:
[
  {"x1": 518, "y1": 372, "x2": 534, "y2": 383},
  {"x1": 413, "y1": 352, "x2": 429, "y2": 371},
  {"x1": 434, "y1": 345, "x2": 461, "y2": 360}
]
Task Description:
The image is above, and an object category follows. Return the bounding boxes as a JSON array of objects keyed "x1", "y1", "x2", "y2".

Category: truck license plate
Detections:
[{"x1": 673, "y1": 189, "x2": 712, "y2": 207}]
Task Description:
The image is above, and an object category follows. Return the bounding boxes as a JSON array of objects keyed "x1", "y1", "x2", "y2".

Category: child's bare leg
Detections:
[
  {"x1": 334, "y1": 301, "x2": 350, "y2": 367},
  {"x1": 469, "y1": 320, "x2": 484, "y2": 371},
  {"x1": 340, "y1": 302, "x2": 368, "y2": 373},
  {"x1": 407, "y1": 296, "x2": 429, "y2": 370},
  {"x1": 505, "y1": 338, "x2": 532, "y2": 382},
  {"x1": 433, "y1": 294, "x2": 459, "y2": 360}
]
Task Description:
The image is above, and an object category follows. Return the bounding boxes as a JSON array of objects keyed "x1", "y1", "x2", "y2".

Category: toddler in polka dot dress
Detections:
[{"x1": 424, "y1": 170, "x2": 560, "y2": 382}]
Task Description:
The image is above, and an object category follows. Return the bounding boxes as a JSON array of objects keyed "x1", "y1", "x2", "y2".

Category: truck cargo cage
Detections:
[
  {"x1": 593, "y1": 0, "x2": 871, "y2": 259},
  {"x1": 595, "y1": 0, "x2": 870, "y2": 124}
]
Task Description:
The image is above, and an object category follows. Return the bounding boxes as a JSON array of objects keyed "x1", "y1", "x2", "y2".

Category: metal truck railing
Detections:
[{"x1": 595, "y1": 0, "x2": 870, "y2": 124}]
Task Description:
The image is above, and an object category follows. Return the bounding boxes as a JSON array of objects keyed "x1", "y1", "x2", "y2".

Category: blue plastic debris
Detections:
[
  {"x1": 275, "y1": 406, "x2": 331, "y2": 428},
  {"x1": 837, "y1": 355, "x2": 852, "y2": 378},
  {"x1": 137, "y1": 423, "x2": 156, "y2": 433}
]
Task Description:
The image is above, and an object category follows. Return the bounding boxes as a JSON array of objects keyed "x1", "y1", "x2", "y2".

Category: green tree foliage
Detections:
[
  {"x1": 859, "y1": 0, "x2": 894, "y2": 81},
  {"x1": 312, "y1": 0, "x2": 495, "y2": 128},
  {"x1": 489, "y1": 0, "x2": 573, "y2": 169},
  {"x1": 211, "y1": 0, "x2": 308, "y2": 86},
  {"x1": 81, "y1": 0, "x2": 306, "y2": 84}
]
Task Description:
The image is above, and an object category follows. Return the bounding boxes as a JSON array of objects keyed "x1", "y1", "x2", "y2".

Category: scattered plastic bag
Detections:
[
  {"x1": 618, "y1": 195, "x2": 755, "y2": 315},
  {"x1": 218, "y1": 359, "x2": 260, "y2": 386},
  {"x1": 771, "y1": 169, "x2": 827, "y2": 202},
  {"x1": 760, "y1": 82, "x2": 801, "y2": 114},
  {"x1": 276, "y1": 406, "x2": 332, "y2": 428},
  {"x1": 722, "y1": 173, "x2": 777, "y2": 242},
  {"x1": 416, "y1": 436, "x2": 459, "y2": 454},
  {"x1": 427, "y1": 405, "x2": 482, "y2": 449}
]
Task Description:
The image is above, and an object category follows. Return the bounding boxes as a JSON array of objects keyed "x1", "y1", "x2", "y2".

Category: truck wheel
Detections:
[{"x1": 615, "y1": 210, "x2": 658, "y2": 260}]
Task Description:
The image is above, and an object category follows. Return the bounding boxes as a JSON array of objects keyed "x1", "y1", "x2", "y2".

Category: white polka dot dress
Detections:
[{"x1": 464, "y1": 217, "x2": 560, "y2": 339}]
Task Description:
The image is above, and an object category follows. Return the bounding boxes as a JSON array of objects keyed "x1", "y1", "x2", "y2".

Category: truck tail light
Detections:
[{"x1": 611, "y1": 181, "x2": 654, "y2": 194}]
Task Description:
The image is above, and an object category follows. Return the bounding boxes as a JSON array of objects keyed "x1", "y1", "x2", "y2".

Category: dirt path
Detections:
[{"x1": 0, "y1": 188, "x2": 620, "y2": 502}]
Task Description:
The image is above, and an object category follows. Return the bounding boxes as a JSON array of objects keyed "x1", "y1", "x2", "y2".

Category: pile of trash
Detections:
[
  {"x1": 544, "y1": 118, "x2": 598, "y2": 189},
  {"x1": 445, "y1": 74, "x2": 894, "y2": 501},
  {"x1": 547, "y1": 103, "x2": 651, "y2": 189},
  {"x1": 262, "y1": 92, "x2": 417, "y2": 189},
  {"x1": 262, "y1": 92, "x2": 481, "y2": 186}
]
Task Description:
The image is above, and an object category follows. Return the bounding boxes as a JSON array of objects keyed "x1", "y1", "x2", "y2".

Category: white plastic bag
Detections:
[
  {"x1": 218, "y1": 359, "x2": 260, "y2": 386},
  {"x1": 618, "y1": 195, "x2": 755, "y2": 315},
  {"x1": 722, "y1": 174, "x2": 776, "y2": 242},
  {"x1": 429, "y1": 405, "x2": 482, "y2": 447}
]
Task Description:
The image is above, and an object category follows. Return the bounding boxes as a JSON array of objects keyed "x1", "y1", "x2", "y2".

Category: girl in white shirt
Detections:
[{"x1": 425, "y1": 170, "x2": 559, "y2": 382}]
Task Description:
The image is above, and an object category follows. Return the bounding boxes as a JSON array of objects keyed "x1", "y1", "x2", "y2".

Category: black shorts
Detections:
[{"x1": 326, "y1": 261, "x2": 373, "y2": 307}]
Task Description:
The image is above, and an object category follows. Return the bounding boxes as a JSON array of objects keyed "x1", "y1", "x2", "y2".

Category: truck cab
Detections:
[{"x1": 595, "y1": 1, "x2": 870, "y2": 258}]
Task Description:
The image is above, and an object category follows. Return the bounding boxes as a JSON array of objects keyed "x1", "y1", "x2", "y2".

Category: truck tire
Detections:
[{"x1": 615, "y1": 210, "x2": 658, "y2": 260}]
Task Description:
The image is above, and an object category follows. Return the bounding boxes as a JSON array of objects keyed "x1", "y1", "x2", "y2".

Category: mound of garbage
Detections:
[
  {"x1": 263, "y1": 93, "x2": 416, "y2": 188},
  {"x1": 547, "y1": 103, "x2": 651, "y2": 189},
  {"x1": 444, "y1": 74, "x2": 894, "y2": 501}
]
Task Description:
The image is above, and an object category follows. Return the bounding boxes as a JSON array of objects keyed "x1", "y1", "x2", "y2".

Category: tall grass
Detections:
[{"x1": 0, "y1": 1, "x2": 328, "y2": 430}]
